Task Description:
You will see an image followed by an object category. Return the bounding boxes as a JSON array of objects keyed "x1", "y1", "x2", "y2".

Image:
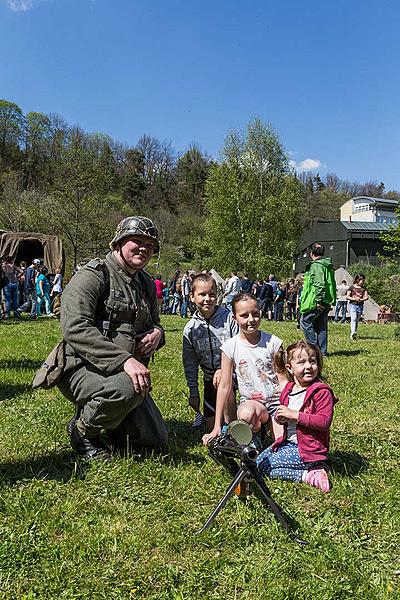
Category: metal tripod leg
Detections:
[
  {"x1": 246, "y1": 462, "x2": 307, "y2": 546},
  {"x1": 196, "y1": 467, "x2": 247, "y2": 534}
]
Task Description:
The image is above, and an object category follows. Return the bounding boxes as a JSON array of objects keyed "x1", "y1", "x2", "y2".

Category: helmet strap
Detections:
[{"x1": 114, "y1": 244, "x2": 137, "y2": 274}]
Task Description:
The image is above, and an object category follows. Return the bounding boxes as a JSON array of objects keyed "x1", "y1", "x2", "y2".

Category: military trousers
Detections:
[{"x1": 58, "y1": 364, "x2": 168, "y2": 452}]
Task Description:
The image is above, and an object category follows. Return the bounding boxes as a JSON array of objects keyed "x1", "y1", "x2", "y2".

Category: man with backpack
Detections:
[
  {"x1": 299, "y1": 243, "x2": 336, "y2": 357},
  {"x1": 58, "y1": 216, "x2": 168, "y2": 460}
]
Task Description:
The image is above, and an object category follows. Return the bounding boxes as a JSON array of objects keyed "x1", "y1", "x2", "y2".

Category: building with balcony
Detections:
[{"x1": 340, "y1": 196, "x2": 398, "y2": 225}]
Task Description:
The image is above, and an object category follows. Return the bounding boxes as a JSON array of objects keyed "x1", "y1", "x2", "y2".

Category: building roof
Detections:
[
  {"x1": 341, "y1": 222, "x2": 393, "y2": 231},
  {"x1": 351, "y1": 196, "x2": 399, "y2": 206}
]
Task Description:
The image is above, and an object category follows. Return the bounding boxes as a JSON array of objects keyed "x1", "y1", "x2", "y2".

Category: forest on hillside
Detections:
[{"x1": 1, "y1": 99, "x2": 399, "y2": 278}]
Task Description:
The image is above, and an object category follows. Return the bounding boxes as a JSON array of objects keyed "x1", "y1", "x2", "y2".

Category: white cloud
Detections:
[
  {"x1": 7, "y1": 0, "x2": 33, "y2": 11},
  {"x1": 290, "y1": 157, "x2": 325, "y2": 171}
]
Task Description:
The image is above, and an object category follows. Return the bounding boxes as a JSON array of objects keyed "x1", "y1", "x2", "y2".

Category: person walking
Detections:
[
  {"x1": 36, "y1": 266, "x2": 54, "y2": 317},
  {"x1": 299, "y1": 243, "x2": 336, "y2": 357},
  {"x1": 1, "y1": 256, "x2": 22, "y2": 319},
  {"x1": 346, "y1": 273, "x2": 368, "y2": 340},
  {"x1": 18, "y1": 259, "x2": 40, "y2": 320},
  {"x1": 334, "y1": 279, "x2": 349, "y2": 323},
  {"x1": 180, "y1": 271, "x2": 191, "y2": 318},
  {"x1": 224, "y1": 271, "x2": 242, "y2": 312}
]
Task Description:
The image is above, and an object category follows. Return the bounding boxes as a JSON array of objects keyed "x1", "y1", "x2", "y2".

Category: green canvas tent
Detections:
[{"x1": 0, "y1": 230, "x2": 64, "y2": 274}]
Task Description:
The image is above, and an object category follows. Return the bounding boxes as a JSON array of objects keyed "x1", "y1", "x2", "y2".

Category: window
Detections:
[{"x1": 354, "y1": 203, "x2": 370, "y2": 213}]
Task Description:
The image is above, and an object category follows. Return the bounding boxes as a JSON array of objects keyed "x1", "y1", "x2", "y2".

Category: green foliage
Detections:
[
  {"x1": 0, "y1": 318, "x2": 399, "y2": 599},
  {"x1": 348, "y1": 261, "x2": 400, "y2": 311},
  {"x1": 381, "y1": 205, "x2": 400, "y2": 258},
  {"x1": 204, "y1": 119, "x2": 302, "y2": 278},
  {"x1": 175, "y1": 145, "x2": 212, "y2": 216},
  {"x1": 299, "y1": 173, "x2": 349, "y2": 229},
  {"x1": 0, "y1": 99, "x2": 24, "y2": 170}
]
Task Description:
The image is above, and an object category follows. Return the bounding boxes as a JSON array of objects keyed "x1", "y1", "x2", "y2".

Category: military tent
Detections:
[
  {"x1": 0, "y1": 230, "x2": 64, "y2": 274},
  {"x1": 210, "y1": 268, "x2": 225, "y2": 286}
]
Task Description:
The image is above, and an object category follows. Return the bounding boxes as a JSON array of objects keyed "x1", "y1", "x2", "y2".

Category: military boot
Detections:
[
  {"x1": 70, "y1": 421, "x2": 112, "y2": 461},
  {"x1": 66, "y1": 404, "x2": 83, "y2": 437}
]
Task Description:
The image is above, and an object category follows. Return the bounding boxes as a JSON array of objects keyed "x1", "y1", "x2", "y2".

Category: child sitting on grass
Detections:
[
  {"x1": 256, "y1": 340, "x2": 337, "y2": 492},
  {"x1": 183, "y1": 274, "x2": 238, "y2": 431},
  {"x1": 202, "y1": 293, "x2": 283, "y2": 446}
]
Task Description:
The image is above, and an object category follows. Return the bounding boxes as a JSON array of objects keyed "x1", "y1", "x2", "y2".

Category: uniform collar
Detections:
[{"x1": 106, "y1": 252, "x2": 138, "y2": 284}]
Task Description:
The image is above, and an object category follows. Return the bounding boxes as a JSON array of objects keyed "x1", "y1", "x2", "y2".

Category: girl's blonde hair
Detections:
[{"x1": 274, "y1": 340, "x2": 323, "y2": 381}]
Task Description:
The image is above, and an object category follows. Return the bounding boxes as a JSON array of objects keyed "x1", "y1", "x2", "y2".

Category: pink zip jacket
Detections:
[{"x1": 272, "y1": 380, "x2": 336, "y2": 463}]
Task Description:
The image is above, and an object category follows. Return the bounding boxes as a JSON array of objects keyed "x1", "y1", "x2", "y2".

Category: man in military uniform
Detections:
[{"x1": 58, "y1": 216, "x2": 168, "y2": 460}]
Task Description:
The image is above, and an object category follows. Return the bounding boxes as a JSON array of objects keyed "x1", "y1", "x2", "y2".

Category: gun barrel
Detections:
[{"x1": 209, "y1": 439, "x2": 258, "y2": 462}]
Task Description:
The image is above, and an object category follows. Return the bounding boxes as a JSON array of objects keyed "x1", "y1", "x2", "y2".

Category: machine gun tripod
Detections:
[{"x1": 196, "y1": 422, "x2": 307, "y2": 545}]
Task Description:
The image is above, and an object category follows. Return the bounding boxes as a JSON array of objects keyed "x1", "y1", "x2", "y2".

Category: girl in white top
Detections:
[
  {"x1": 51, "y1": 268, "x2": 63, "y2": 297},
  {"x1": 203, "y1": 293, "x2": 283, "y2": 445}
]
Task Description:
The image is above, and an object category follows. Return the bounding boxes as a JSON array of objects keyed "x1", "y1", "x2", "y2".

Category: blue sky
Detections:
[{"x1": 1, "y1": 0, "x2": 399, "y2": 190}]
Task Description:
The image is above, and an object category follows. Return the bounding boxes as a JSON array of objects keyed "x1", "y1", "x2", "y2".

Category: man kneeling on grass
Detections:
[{"x1": 58, "y1": 216, "x2": 168, "y2": 461}]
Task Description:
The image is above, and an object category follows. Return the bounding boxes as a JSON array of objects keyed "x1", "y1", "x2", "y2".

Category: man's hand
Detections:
[
  {"x1": 274, "y1": 405, "x2": 299, "y2": 424},
  {"x1": 123, "y1": 357, "x2": 151, "y2": 396},
  {"x1": 136, "y1": 328, "x2": 163, "y2": 358},
  {"x1": 189, "y1": 395, "x2": 200, "y2": 412},
  {"x1": 202, "y1": 427, "x2": 221, "y2": 446},
  {"x1": 316, "y1": 303, "x2": 325, "y2": 311},
  {"x1": 213, "y1": 369, "x2": 222, "y2": 389}
]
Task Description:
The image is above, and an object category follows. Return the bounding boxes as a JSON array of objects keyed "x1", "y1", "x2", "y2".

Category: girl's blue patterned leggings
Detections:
[{"x1": 256, "y1": 441, "x2": 320, "y2": 483}]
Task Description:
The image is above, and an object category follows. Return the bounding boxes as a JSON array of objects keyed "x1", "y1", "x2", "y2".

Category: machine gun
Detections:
[{"x1": 196, "y1": 421, "x2": 307, "y2": 545}]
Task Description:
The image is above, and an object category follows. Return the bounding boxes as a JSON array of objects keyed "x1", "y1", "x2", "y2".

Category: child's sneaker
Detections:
[
  {"x1": 303, "y1": 469, "x2": 330, "y2": 493},
  {"x1": 191, "y1": 412, "x2": 206, "y2": 429}
]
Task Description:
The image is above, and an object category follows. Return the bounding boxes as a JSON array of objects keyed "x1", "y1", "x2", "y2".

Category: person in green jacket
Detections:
[
  {"x1": 58, "y1": 216, "x2": 168, "y2": 460},
  {"x1": 299, "y1": 243, "x2": 336, "y2": 357}
]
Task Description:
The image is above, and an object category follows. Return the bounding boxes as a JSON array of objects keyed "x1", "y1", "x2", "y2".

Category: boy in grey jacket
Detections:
[{"x1": 183, "y1": 273, "x2": 238, "y2": 430}]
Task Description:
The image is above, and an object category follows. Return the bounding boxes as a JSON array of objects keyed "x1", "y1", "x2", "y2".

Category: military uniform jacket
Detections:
[{"x1": 61, "y1": 252, "x2": 164, "y2": 376}]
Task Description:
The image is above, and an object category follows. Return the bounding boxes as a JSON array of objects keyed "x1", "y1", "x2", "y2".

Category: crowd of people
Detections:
[
  {"x1": 155, "y1": 269, "x2": 306, "y2": 324},
  {"x1": 8, "y1": 218, "x2": 370, "y2": 498},
  {"x1": 0, "y1": 256, "x2": 63, "y2": 320}
]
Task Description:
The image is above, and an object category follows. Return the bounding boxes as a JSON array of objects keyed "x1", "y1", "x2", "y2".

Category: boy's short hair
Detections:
[
  {"x1": 310, "y1": 242, "x2": 325, "y2": 256},
  {"x1": 190, "y1": 273, "x2": 217, "y2": 294}
]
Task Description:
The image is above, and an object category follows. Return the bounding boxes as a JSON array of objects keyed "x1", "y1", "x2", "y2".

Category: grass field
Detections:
[{"x1": 0, "y1": 316, "x2": 399, "y2": 599}]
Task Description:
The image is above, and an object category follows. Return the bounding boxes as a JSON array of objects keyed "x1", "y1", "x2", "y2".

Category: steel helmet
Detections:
[{"x1": 110, "y1": 216, "x2": 159, "y2": 252}]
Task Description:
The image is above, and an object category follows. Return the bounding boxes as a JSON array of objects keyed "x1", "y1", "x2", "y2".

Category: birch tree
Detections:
[{"x1": 204, "y1": 118, "x2": 302, "y2": 277}]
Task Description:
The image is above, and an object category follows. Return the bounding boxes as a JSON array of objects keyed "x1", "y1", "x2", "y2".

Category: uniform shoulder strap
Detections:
[{"x1": 84, "y1": 258, "x2": 110, "y2": 287}]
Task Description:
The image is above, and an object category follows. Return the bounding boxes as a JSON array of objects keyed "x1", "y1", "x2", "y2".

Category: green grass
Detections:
[{"x1": 0, "y1": 316, "x2": 399, "y2": 599}]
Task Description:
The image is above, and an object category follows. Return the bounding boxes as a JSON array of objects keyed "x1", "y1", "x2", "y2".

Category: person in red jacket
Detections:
[{"x1": 256, "y1": 340, "x2": 337, "y2": 492}]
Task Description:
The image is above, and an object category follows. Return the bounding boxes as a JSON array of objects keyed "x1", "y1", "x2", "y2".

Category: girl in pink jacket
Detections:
[{"x1": 256, "y1": 340, "x2": 337, "y2": 492}]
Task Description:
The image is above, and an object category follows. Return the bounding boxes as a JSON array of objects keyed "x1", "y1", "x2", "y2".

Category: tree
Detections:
[
  {"x1": 0, "y1": 100, "x2": 24, "y2": 171},
  {"x1": 136, "y1": 134, "x2": 176, "y2": 209},
  {"x1": 120, "y1": 148, "x2": 145, "y2": 208},
  {"x1": 381, "y1": 205, "x2": 400, "y2": 257},
  {"x1": 23, "y1": 111, "x2": 52, "y2": 189},
  {"x1": 299, "y1": 174, "x2": 349, "y2": 229},
  {"x1": 37, "y1": 128, "x2": 127, "y2": 268},
  {"x1": 175, "y1": 145, "x2": 212, "y2": 215},
  {"x1": 204, "y1": 118, "x2": 302, "y2": 277}
]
